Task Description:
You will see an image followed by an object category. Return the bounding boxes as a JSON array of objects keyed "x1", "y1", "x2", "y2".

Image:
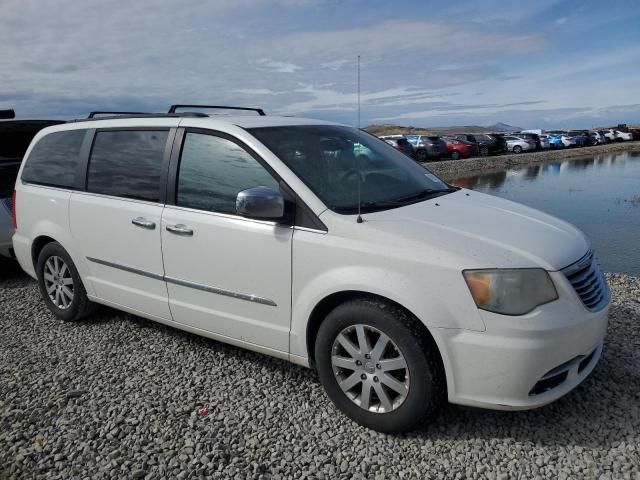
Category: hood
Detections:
[{"x1": 358, "y1": 189, "x2": 589, "y2": 271}]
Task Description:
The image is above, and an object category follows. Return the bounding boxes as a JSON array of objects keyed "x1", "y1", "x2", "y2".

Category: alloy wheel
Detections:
[
  {"x1": 331, "y1": 324, "x2": 409, "y2": 413},
  {"x1": 43, "y1": 256, "x2": 74, "y2": 309}
]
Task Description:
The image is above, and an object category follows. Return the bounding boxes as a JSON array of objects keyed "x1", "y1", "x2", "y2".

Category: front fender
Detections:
[{"x1": 289, "y1": 231, "x2": 486, "y2": 359}]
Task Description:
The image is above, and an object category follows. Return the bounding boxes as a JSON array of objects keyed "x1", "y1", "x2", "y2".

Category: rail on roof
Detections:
[
  {"x1": 87, "y1": 111, "x2": 150, "y2": 118},
  {"x1": 168, "y1": 104, "x2": 266, "y2": 116}
]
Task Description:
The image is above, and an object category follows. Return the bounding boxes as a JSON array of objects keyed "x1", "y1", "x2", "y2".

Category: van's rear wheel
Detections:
[
  {"x1": 36, "y1": 242, "x2": 96, "y2": 321},
  {"x1": 315, "y1": 298, "x2": 444, "y2": 433}
]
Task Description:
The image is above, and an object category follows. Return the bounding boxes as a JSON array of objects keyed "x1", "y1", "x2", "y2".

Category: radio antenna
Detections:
[{"x1": 356, "y1": 54, "x2": 363, "y2": 224}]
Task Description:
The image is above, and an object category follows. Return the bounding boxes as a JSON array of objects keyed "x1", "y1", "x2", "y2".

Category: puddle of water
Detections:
[{"x1": 451, "y1": 152, "x2": 640, "y2": 275}]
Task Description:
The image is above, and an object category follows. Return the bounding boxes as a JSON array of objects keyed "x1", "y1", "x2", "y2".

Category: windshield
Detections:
[{"x1": 248, "y1": 125, "x2": 451, "y2": 214}]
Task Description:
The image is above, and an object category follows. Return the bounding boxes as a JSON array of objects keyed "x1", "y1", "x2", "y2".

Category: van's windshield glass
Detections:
[{"x1": 248, "y1": 125, "x2": 453, "y2": 214}]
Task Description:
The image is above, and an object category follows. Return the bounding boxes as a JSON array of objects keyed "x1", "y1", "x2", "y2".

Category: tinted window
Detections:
[
  {"x1": 87, "y1": 130, "x2": 168, "y2": 202},
  {"x1": 177, "y1": 132, "x2": 279, "y2": 214},
  {"x1": 249, "y1": 125, "x2": 449, "y2": 214},
  {"x1": 21, "y1": 130, "x2": 85, "y2": 188}
]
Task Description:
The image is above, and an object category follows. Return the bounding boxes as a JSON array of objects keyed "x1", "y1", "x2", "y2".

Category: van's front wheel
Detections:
[
  {"x1": 36, "y1": 242, "x2": 96, "y2": 321},
  {"x1": 315, "y1": 298, "x2": 444, "y2": 433}
]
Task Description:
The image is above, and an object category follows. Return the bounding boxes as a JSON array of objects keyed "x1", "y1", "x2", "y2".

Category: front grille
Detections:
[{"x1": 562, "y1": 250, "x2": 610, "y2": 311}]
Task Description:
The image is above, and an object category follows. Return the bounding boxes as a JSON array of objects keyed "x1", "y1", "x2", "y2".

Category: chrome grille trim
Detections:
[{"x1": 561, "y1": 250, "x2": 610, "y2": 312}]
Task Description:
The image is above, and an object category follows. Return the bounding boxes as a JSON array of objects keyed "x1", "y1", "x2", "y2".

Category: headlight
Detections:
[{"x1": 463, "y1": 269, "x2": 558, "y2": 315}]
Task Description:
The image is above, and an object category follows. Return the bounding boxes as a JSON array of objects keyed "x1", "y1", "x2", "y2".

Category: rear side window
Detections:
[
  {"x1": 21, "y1": 130, "x2": 85, "y2": 188},
  {"x1": 176, "y1": 132, "x2": 279, "y2": 214},
  {"x1": 87, "y1": 130, "x2": 168, "y2": 202}
]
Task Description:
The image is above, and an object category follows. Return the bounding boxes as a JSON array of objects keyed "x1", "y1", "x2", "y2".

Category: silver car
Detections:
[{"x1": 505, "y1": 135, "x2": 536, "y2": 154}]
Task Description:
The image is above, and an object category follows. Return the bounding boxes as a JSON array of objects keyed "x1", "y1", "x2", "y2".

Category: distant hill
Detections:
[
  {"x1": 365, "y1": 122, "x2": 522, "y2": 136},
  {"x1": 487, "y1": 122, "x2": 522, "y2": 132}
]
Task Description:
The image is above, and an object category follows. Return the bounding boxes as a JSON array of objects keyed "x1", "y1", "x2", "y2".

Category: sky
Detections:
[{"x1": 1, "y1": 0, "x2": 639, "y2": 129}]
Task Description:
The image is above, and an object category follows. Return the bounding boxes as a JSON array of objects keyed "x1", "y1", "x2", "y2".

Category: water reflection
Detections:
[{"x1": 451, "y1": 152, "x2": 640, "y2": 275}]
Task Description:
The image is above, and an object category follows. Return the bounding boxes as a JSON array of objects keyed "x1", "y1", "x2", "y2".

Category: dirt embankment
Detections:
[{"x1": 424, "y1": 141, "x2": 640, "y2": 181}]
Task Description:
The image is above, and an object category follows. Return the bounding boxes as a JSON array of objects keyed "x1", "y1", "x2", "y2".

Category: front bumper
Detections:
[{"x1": 434, "y1": 271, "x2": 609, "y2": 410}]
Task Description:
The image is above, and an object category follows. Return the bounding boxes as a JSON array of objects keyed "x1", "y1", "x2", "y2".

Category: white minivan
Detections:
[{"x1": 12, "y1": 106, "x2": 610, "y2": 433}]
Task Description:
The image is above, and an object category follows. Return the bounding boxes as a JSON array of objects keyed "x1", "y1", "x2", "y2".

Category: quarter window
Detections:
[
  {"x1": 21, "y1": 130, "x2": 85, "y2": 188},
  {"x1": 87, "y1": 130, "x2": 168, "y2": 202},
  {"x1": 176, "y1": 132, "x2": 279, "y2": 214}
]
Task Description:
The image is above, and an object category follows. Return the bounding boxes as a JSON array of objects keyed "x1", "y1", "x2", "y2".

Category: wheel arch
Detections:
[
  {"x1": 31, "y1": 235, "x2": 59, "y2": 270},
  {"x1": 305, "y1": 290, "x2": 445, "y2": 376}
]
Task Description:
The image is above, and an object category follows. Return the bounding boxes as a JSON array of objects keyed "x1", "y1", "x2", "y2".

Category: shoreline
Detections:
[{"x1": 423, "y1": 140, "x2": 640, "y2": 180}]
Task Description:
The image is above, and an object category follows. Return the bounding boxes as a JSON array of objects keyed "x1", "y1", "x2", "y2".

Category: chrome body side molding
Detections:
[{"x1": 86, "y1": 257, "x2": 277, "y2": 307}]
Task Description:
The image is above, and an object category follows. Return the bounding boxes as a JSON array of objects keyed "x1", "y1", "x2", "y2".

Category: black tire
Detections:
[
  {"x1": 415, "y1": 149, "x2": 427, "y2": 162},
  {"x1": 315, "y1": 298, "x2": 445, "y2": 433},
  {"x1": 36, "y1": 242, "x2": 97, "y2": 321},
  {"x1": 513, "y1": 145, "x2": 522, "y2": 154},
  {"x1": 480, "y1": 145, "x2": 489, "y2": 157},
  {"x1": 450, "y1": 150, "x2": 461, "y2": 160}
]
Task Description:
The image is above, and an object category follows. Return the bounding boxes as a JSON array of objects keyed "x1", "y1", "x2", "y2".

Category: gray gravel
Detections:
[
  {"x1": 424, "y1": 141, "x2": 640, "y2": 181},
  {"x1": 1, "y1": 258, "x2": 639, "y2": 479}
]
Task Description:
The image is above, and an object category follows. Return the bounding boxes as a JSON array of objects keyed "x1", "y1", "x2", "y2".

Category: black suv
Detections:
[
  {"x1": 454, "y1": 133, "x2": 506, "y2": 156},
  {"x1": 1, "y1": 110, "x2": 64, "y2": 206}
]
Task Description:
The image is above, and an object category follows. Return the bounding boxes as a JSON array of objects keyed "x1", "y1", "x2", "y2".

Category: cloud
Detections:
[
  {"x1": 255, "y1": 59, "x2": 302, "y2": 73},
  {"x1": 1, "y1": 0, "x2": 639, "y2": 130}
]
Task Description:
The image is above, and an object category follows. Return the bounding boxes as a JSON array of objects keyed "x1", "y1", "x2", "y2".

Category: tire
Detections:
[
  {"x1": 513, "y1": 145, "x2": 522, "y2": 154},
  {"x1": 450, "y1": 150, "x2": 461, "y2": 160},
  {"x1": 315, "y1": 298, "x2": 445, "y2": 433},
  {"x1": 415, "y1": 149, "x2": 427, "y2": 162},
  {"x1": 480, "y1": 146, "x2": 489, "y2": 157},
  {"x1": 36, "y1": 242, "x2": 97, "y2": 321}
]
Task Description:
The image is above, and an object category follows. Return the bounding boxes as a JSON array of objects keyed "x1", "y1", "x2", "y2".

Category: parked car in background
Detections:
[
  {"x1": 381, "y1": 136, "x2": 415, "y2": 158},
  {"x1": 546, "y1": 134, "x2": 565, "y2": 149},
  {"x1": 505, "y1": 135, "x2": 535, "y2": 153},
  {"x1": 538, "y1": 134, "x2": 551, "y2": 149},
  {"x1": 443, "y1": 137, "x2": 479, "y2": 160},
  {"x1": 629, "y1": 128, "x2": 640, "y2": 141},
  {"x1": 453, "y1": 134, "x2": 504, "y2": 156},
  {"x1": 567, "y1": 130, "x2": 592, "y2": 146},
  {"x1": 548, "y1": 131, "x2": 579, "y2": 148},
  {"x1": 0, "y1": 114, "x2": 65, "y2": 257},
  {"x1": 404, "y1": 135, "x2": 445, "y2": 162},
  {"x1": 590, "y1": 131, "x2": 606, "y2": 145},
  {"x1": 486, "y1": 133, "x2": 508, "y2": 154},
  {"x1": 615, "y1": 130, "x2": 633, "y2": 141},
  {"x1": 514, "y1": 133, "x2": 542, "y2": 150}
]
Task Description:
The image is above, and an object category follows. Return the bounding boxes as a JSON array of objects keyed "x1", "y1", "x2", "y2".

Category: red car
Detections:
[{"x1": 443, "y1": 138, "x2": 479, "y2": 160}]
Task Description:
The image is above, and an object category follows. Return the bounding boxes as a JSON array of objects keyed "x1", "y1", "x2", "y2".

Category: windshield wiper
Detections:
[
  {"x1": 332, "y1": 188, "x2": 458, "y2": 214},
  {"x1": 393, "y1": 187, "x2": 457, "y2": 204}
]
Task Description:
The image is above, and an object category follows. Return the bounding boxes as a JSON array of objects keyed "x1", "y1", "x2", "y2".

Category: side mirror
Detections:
[{"x1": 236, "y1": 186, "x2": 285, "y2": 220}]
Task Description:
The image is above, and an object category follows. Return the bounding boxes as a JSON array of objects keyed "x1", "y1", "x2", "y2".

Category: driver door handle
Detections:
[
  {"x1": 166, "y1": 224, "x2": 194, "y2": 236},
  {"x1": 131, "y1": 217, "x2": 156, "y2": 230}
]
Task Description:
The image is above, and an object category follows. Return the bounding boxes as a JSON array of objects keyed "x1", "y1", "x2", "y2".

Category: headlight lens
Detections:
[{"x1": 463, "y1": 269, "x2": 558, "y2": 315}]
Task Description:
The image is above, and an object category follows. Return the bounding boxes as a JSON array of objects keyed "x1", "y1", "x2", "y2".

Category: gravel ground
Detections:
[
  {"x1": 1, "y1": 259, "x2": 639, "y2": 480},
  {"x1": 424, "y1": 141, "x2": 640, "y2": 181}
]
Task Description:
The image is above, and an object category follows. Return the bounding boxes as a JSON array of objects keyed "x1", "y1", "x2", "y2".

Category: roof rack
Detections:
[
  {"x1": 1, "y1": 109, "x2": 16, "y2": 119},
  {"x1": 74, "y1": 112, "x2": 210, "y2": 123},
  {"x1": 88, "y1": 111, "x2": 150, "y2": 118},
  {"x1": 168, "y1": 104, "x2": 266, "y2": 116}
]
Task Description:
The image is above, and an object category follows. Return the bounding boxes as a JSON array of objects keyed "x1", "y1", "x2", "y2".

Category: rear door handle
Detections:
[
  {"x1": 131, "y1": 217, "x2": 156, "y2": 229},
  {"x1": 166, "y1": 224, "x2": 194, "y2": 236}
]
